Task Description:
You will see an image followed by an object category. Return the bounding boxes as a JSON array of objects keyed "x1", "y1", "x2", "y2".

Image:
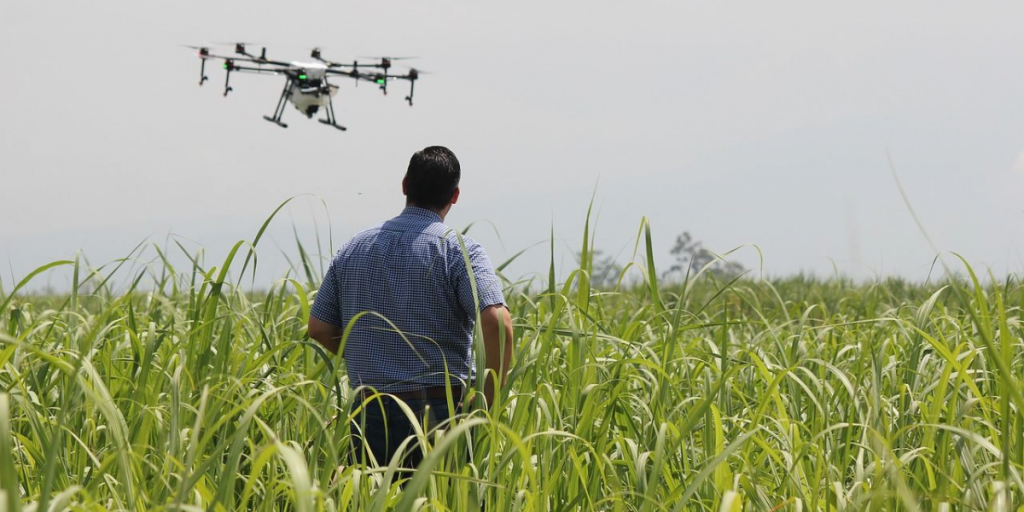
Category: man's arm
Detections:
[
  {"x1": 480, "y1": 304, "x2": 514, "y2": 408},
  {"x1": 308, "y1": 316, "x2": 344, "y2": 355},
  {"x1": 308, "y1": 263, "x2": 344, "y2": 355}
]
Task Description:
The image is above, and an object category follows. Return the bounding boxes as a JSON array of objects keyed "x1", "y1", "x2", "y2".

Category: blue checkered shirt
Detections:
[{"x1": 310, "y1": 206, "x2": 506, "y2": 392}]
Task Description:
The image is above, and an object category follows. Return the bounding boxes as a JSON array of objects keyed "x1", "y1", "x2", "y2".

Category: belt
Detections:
[{"x1": 357, "y1": 385, "x2": 466, "y2": 401}]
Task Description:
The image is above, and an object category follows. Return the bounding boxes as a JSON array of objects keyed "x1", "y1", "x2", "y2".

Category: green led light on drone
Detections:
[
  {"x1": 222, "y1": 63, "x2": 228, "y2": 69},
  {"x1": 299, "y1": 74, "x2": 307, "y2": 80},
  {"x1": 376, "y1": 79, "x2": 386, "y2": 84}
]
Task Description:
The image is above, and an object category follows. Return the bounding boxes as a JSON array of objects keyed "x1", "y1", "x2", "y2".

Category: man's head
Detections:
[{"x1": 403, "y1": 146, "x2": 461, "y2": 212}]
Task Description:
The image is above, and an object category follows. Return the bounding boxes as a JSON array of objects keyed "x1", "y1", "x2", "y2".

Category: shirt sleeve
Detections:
[
  {"x1": 452, "y1": 237, "x2": 506, "y2": 317},
  {"x1": 310, "y1": 263, "x2": 344, "y2": 326}
]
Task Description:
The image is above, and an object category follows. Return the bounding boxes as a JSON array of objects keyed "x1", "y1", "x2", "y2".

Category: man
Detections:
[{"x1": 307, "y1": 145, "x2": 514, "y2": 469}]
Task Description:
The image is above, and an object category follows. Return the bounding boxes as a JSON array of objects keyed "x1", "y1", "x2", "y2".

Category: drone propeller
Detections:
[
  {"x1": 311, "y1": 47, "x2": 344, "y2": 65},
  {"x1": 181, "y1": 45, "x2": 211, "y2": 58},
  {"x1": 207, "y1": 41, "x2": 268, "y2": 59},
  {"x1": 313, "y1": 47, "x2": 366, "y2": 68},
  {"x1": 359, "y1": 56, "x2": 416, "y2": 72},
  {"x1": 212, "y1": 40, "x2": 265, "y2": 46},
  {"x1": 359, "y1": 56, "x2": 417, "y2": 60}
]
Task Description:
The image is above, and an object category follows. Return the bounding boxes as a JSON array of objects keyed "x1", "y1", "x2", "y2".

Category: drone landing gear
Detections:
[
  {"x1": 319, "y1": 119, "x2": 346, "y2": 131},
  {"x1": 199, "y1": 58, "x2": 209, "y2": 86},
  {"x1": 263, "y1": 80, "x2": 294, "y2": 129},
  {"x1": 318, "y1": 88, "x2": 347, "y2": 131},
  {"x1": 405, "y1": 79, "x2": 415, "y2": 106},
  {"x1": 262, "y1": 116, "x2": 288, "y2": 128}
]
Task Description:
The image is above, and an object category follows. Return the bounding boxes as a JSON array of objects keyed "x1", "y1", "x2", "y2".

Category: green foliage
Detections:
[{"x1": 0, "y1": 211, "x2": 1022, "y2": 511}]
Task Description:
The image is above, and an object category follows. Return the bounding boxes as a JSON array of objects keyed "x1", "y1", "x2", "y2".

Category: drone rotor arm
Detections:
[
  {"x1": 197, "y1": 52, "x2": 292, "y2": 67},
  {"x1": 324, "y1": 62, "x2": 360, "y2": 69},
  {"x1": 231, "y1": 67, "x2": 285, "y2": 76},
  {"x1": 324, "y1": 68, "x2": 380, "y2": 83}
]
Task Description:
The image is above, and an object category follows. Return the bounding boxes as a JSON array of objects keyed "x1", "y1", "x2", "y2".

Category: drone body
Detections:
[
  {"x1": 264, "y1": 61, "x2": 337, "y2": 122},
  {"x1": 188, "y1": 44, "x2": 421, "y2": 131}
]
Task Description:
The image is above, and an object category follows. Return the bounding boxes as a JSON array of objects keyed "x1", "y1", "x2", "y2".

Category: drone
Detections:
[{"x1": 186, "y1": 43, "x2": 422, "y2": 131}]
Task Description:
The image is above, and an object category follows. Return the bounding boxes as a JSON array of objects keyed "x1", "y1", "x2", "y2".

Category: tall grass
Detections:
[{"x1": 0, "y1": 204, "x2": 1022, "y2": 511}]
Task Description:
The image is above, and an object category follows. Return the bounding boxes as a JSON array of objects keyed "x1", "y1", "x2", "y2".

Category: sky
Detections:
[{"x1": 2, "y1": 1, "x2": 1023, "y2": 291}]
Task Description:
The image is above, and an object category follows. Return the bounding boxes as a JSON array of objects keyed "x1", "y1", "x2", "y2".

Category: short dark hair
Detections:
[{"x1": 405, "y1": 146, "x2": 461, "y2": 210}]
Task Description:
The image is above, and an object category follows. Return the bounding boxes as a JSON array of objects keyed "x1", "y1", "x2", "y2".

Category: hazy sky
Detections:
[{"x1": 2, "y1": 1, "x2": 1023, "y2": 290}]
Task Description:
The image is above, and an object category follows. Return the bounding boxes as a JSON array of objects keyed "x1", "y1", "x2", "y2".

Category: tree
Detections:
[
  {"x1": 665, "y1": 232, "x2": 744, "y2": 280},
  {"x1": 578, "y1": 249, "x2": 623, "y2": 289}
]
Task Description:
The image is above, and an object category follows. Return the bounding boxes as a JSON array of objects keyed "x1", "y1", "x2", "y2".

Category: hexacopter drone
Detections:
[{"x1": 186, "y1": 43, "x2": 421, "y2": 131}]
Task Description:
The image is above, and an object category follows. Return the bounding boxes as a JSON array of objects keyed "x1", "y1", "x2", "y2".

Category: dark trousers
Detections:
[{"x1": 349, "y1": 395, "x2": 459, "y2": 469}]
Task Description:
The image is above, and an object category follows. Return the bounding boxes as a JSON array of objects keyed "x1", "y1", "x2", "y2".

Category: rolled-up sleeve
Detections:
[
  {"x1": 310, "y1": 265, "x2": 344, "y2": 326},
  {"x1": 452, "y1": 237, "x2": 506, "y2": 317}
]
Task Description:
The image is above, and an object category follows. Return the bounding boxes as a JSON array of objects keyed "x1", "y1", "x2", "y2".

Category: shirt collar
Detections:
[{"x1": 401, "y1": 206, "x2": 443, "y2": 222}]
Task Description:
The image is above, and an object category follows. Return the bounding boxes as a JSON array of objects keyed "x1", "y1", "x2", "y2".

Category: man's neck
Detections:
[{"x1": 406, "y1": 203, "x2": 450, "y2": 222}]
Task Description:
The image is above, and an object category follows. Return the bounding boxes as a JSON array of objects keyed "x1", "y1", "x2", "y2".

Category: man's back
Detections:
[{"x1": 310, "y1": 206, "x2": 504, "y2": 392}]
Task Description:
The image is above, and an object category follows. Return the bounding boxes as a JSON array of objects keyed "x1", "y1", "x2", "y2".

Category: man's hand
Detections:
[
  {"x1": 308, "y1": 315, "x2": 344, "y2": 355},
  {"x1": 480, "y1": 304, "x2": 514, "y2": 409}
]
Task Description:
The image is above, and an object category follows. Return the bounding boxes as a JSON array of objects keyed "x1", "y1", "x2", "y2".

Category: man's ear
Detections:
[
  {"x1": 450, "y1": 187, "x2": 460, "y2": 205},
  {"x1": 402, "y1": 177, "x2": 409, "y2": 196}
]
